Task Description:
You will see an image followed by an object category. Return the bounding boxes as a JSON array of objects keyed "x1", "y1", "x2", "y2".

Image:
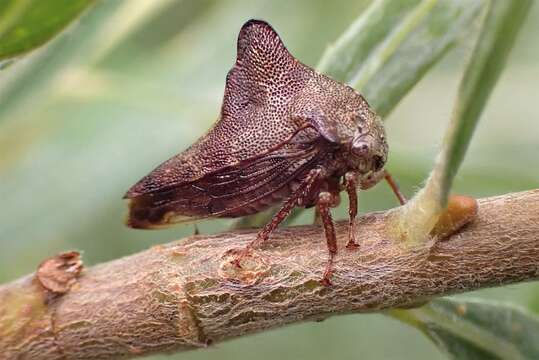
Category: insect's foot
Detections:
[
  {"x1": 346, "y1": 221, "x2": 359, "y2": 250},
  {"x1": 230, "y1": 257, "x2": 243, "y2": 269},
  {"x1": 229, "y1": 247, "x2": 253, "y2": 269},
  {"x1": 320, "y1": 273, "x2": 333, "y2": 287},
  {"x1": 320, "y1": 264, "x2": 334, "y2": 286},
  {"x1": 345, "y1": 240, "x2": 360, "y2": 250}
]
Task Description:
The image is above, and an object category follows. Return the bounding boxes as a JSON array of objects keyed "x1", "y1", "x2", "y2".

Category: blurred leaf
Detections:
[
  {"x1": 98, "y1": 0, "x2": 217, "y2": 69},
  {"x1": 391, "y1": 298, "x2": 539, "y2": 360},
  {"x1": 437, "y1": 0, "x2": 533, "y2": 203},
  {"x1": 390, "y1": 0, "x2": 533, "y2": 246},
  {"x1": 317, "y1": 0, "x2": 485, "y2": 117},
  {"x1": 0, "y1": 0, "x2": 177, "y2": 126},
  {"x1": 0, "y1": 0, "x2": 95, "y2": 61}
]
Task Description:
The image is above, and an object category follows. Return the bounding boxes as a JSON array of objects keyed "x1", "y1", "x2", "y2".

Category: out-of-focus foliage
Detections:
[
  {"x1": 437, "y1": 0, "x2": 533, "y2": 203},
  {"x1": 393, "y1": 299, "x2": 539, "y2": 360},
  {"x1": 318, "y1": 0, "x2": 484, "y2": 117},
  {"x1": 0, "y1": 1, "x2": 538, "y2": 360},
  {"x1": 391, "y1": 0, "x2": 532, "y2": 247},
  {"x1": 0, "y1": 0, "x2": 95, "y2": 62}
]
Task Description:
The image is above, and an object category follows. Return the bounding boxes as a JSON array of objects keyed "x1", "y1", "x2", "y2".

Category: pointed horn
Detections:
[{"x1": 236, "y1": 19, "x2": 291, "y2": 62}]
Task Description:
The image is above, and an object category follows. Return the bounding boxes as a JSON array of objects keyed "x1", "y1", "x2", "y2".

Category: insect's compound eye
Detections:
[
  {"x1": 351, "y1": 141, "x2": 369, "y2": 157},
  {"x1": 372, "y1": 155, "x2": 385, "y2": 171}
]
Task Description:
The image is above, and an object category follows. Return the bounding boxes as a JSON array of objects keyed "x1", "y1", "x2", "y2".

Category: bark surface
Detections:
[{"x1": 1, "y1": 190, "x2": 538, "y2": 360}]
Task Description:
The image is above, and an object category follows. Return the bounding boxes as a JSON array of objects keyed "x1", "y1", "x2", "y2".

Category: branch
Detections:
[{"x1": 1, "y1": 190, "x2": 538, "y2": 360}]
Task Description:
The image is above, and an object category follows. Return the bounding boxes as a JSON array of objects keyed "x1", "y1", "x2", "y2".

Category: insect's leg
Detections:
[
  {"x1": 318, "y1": 191, "x2": 337, "y2": 286},
  {"x1": 344, "y1": 171, "x2": 360, "y2": 249},
  {"x1": 313, "y1": 207, "x2": 322, "y2": 225},
  {"x1": 384, "y1": 170, "x2": 407, "y2": 205},
  {"x1": 232, "y1": 168, "x2": 323, "y2": 267}
]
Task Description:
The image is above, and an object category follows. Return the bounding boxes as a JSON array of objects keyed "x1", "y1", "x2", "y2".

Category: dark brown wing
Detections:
[
  {"x1": 126, "y1": 20, "x2": 313, "y2": 199},
  {"x1": 126, "y1": 142, "x2": 322, "y2": 228}
]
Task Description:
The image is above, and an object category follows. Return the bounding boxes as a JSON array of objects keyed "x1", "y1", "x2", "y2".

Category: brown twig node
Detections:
[{"x1": 36, "y1": 251, "x2": 83, "y2": 295}]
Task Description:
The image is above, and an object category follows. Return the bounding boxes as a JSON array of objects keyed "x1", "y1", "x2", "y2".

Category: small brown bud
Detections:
[
  {"x1": 431, "y1": 195, "x2": 478, "y2": 239},
  {"x1": 36, "y1": 251, "x2": 83, "y2": 295}
]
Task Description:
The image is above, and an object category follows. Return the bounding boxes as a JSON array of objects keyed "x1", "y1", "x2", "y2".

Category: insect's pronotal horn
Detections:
[
  {"x1": 222, "y1": 20, "x2": 299, "y2": 118},
  {"x1": 236, "y1": 19, "x2": 292, "y2": 66}
]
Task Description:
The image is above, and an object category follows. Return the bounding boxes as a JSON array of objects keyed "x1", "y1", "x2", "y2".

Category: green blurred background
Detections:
[{"x1": 0, "y1": 1, "x2": 538, "y2": 359}]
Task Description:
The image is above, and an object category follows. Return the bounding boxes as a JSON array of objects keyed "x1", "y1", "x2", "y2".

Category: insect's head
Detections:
[{"x1": 349, "y1": 115, "x2": 388, "y2": 174}]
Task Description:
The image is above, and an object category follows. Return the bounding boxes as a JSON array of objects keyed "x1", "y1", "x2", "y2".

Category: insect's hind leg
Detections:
[
  {"x1": 317, "y1": 191, "x2": 338, "y2": 286},
  {"x1": 232, "y1": 168, "x2": 323, "y2": 268}
]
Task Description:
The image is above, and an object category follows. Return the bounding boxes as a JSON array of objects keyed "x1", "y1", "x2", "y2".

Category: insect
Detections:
[{"x1": 125, "y1": 20, "x2": 405, "y2": 285}]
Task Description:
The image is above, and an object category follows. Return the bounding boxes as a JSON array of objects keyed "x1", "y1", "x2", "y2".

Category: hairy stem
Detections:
[{"x1": 0, "y1": 190, "x2": 538, "y2": 360}]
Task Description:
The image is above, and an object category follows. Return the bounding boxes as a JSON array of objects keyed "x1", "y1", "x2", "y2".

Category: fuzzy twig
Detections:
[{"x1": 0, "y1": 190, "x2": 538, "y2": 360}]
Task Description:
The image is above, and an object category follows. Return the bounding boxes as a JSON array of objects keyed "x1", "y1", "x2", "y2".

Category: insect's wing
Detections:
[
  {"x1": 126, "y1": 20, "x2": 311, "y2": 199},
  {"x1": 126, "y1": 142, "x2": 321, "y2": 229}
]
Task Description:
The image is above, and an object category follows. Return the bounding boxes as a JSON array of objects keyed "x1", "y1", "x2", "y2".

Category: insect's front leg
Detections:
[
  {"x1": 383, "y1": 170, "x2": 407, "y2": 205},
  {"x1": 317, "y1": 191, "x2": 338, "y2": 286},
  {"x1": 360, "y1": 169, "x2": 407, "y2": 206},
  {"x1": 344, "y1": 171, "x2": 360, "y2": 249}
]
